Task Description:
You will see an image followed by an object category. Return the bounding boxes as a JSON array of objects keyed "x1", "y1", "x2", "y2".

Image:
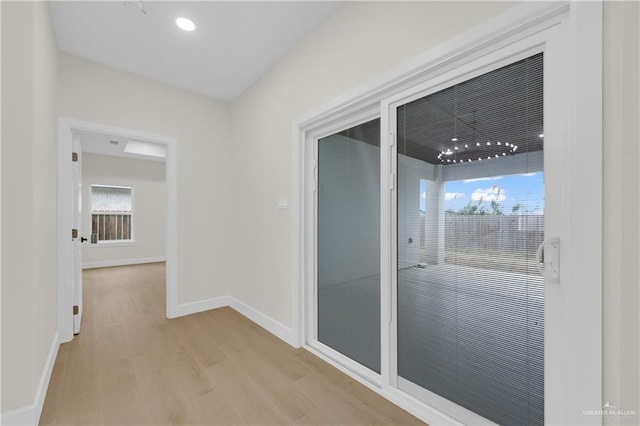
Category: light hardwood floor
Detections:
[{"x1": 40, "y1": 263, "x2": 423, "y2": 425}]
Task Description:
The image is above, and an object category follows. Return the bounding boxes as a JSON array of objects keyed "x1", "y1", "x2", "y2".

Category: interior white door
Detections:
[{"x1": 72, "y1": 133, "x2": 83, "y2": 334}]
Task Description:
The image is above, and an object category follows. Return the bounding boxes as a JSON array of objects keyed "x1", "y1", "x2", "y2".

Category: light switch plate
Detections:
[{"x1": 278, "y1": 196, "x2": 288, "y2": 210}]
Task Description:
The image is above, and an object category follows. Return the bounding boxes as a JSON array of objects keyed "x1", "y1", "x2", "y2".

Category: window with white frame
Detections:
[{"x1": 90, "y1": 185, "x2": 133, "y2": 242}]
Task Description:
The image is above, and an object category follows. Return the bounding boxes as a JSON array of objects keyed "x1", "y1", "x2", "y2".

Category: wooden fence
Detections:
[
  {"x1": 444, "y1": 214, "x2": 544, "y2": 252},
  {"x1": 418, "y1": 214, "x2": 544, "y2": 274},
  {"x1": 420, "y1": 214, "x2": 544, "y2": 252}
]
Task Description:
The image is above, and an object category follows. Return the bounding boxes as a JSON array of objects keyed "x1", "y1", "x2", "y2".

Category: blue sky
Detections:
[{"x1": 420, "y1": 172, "x2": 545, "y2": 215}]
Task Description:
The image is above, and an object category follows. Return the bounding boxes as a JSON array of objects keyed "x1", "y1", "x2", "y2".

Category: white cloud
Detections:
[
  {"x1": 471, "y1": 186, "x2": 506, "y2": 202},
  {"x1": 463, "y1": 176, "x2": 503, "y2": 184},
  {"x1": 521, "y1": 172, "x2": 538, "y2": 177},
  {"x1": 445, "y1": 192, "x2": 465, "y2": 201}
]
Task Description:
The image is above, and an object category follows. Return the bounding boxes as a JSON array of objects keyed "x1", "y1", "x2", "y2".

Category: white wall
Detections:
[
  {"x1": 603, "y1": 2, "x2": 640, "y2": 423},
  {"x1": 230, "y1": 0, "x2": 515, "y2": 327},
  {"x1": 1, "y1": 0, "x2": 58, "y2": 415},
  {"x1": 81, "y1": 154, "x2": 165, "y2": 267},
  {"x1": 423, "y1": 167, "x2": 445, "y2": 265},
  {"x1": 398, "y1": 155, "x2": 435, "y2": 269},
  {"x1": 58, "y1": 54, "x2": 232, "y2": 304}
]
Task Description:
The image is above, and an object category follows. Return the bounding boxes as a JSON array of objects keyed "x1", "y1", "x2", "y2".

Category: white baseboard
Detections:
[
  {"x1": 168, "y1": 295, "x2": 296, "y2": 347},
  {"x1": 82, "y1": 256, "x2": 166, "y2": 269},
  {"x1": 0, "y1": 331, "x2": 60, "y2": 426},
  {"x1": 169, "y1": 296, "x2": 229, "y2": 318},
  {"x1": 228, "y1": 297, "x2": 297, "y2": 347}
]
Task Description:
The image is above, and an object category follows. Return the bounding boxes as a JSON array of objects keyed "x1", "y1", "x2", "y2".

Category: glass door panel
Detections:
[
  {"x1": 396, "y1": 54, "x2": 545, "y2": 425},
  {"x1": 317, "y1": 119, "x2": 381, "y2": 373}
]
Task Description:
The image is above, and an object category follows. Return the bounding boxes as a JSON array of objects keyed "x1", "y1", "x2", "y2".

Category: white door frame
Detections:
[
  {"x1": 293, "y1": 1, "x2": 602, "y2": 425},
  {"x1": 57, "y1": 118, "x2": 178, "y2": 343}
]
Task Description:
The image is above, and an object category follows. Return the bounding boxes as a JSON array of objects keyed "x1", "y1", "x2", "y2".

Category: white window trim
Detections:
[
  {"x1": 92, "y1": 240, "x2": 136, "y2": 247},
  {"x1": 293, "y1": 2, "x2": 602, "y2": 425},
  {"x1": 89, "y1": 184, "x2": 135, "y2": 244}
]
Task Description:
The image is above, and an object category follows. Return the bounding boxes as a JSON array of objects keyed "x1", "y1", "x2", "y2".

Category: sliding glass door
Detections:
[
  {"x1": 395, "y1": 54, "x2": 545, "y2": 425},
  {"x1": 316, "y1": 119, "x2": 381, "y2": 373},
  {"x1": 305, "y1": 11, "x2": 602, "y2": 424},
  {"x1": 313, "y1": 56, "x2": 546, "y2": 423}
]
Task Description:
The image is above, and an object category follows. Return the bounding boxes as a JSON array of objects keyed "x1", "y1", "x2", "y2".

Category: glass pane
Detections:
[
  {"x1": 99, "y1": 215, "x2": 105, "y2": 240},
  {"x1": 107, "y1": 215, "x2": 116, "y2": 240},
  {"x1": 397, "y1": 53, "x2": 544, "y2": 425},
  {"x1": 117, "y1": 215, "x2": 123, "y2": 240},
  {"x1": 317, "y1": 118, "x2": 381, "y2": 373},
  {"x1": 123, "y1": 215, "x2": 130, "y2": 240}
]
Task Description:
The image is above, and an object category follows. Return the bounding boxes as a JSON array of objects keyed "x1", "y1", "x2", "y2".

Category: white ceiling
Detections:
[{"x1": 49, "y1": 1, "x2": 343, "y2": 101}]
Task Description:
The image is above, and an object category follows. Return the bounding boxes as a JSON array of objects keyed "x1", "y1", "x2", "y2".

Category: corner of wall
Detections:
[
  {"x1": 166, "y1": 293, "x2": 298, "y2": 348},
  {"x1": 228, "y1": 296, "x2": 298, "y2": 347},
  {"x1": 168, "y1": 295, "x2": 229, "y2": 319}
]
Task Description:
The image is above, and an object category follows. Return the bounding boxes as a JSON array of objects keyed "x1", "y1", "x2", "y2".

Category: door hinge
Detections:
[
  {"x1": 73, "y1": 305, "x2": 79, "y2": 315},
  {"x1": 72, "y1": 152, "x2": 78, "y2": 162},
  {"x1": 72, "y1": 228, "x2": 78, "y2": 239}
]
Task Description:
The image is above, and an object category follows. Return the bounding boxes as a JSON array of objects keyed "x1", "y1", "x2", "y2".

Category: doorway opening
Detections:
[
  {"x1": 57, "y1": 119, "x2": 178, "y2": 343},
  {"x1": 81, "y1": 146, "x2": 167, "y2": 336}
]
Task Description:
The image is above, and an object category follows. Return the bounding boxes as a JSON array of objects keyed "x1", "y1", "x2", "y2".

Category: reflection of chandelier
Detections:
[
  {"x1": 437, "y1": 140, "x2": 518, "y2": 164},
  {"x1": 437, "y1": 103, "x2": 518, "y2": 165}
]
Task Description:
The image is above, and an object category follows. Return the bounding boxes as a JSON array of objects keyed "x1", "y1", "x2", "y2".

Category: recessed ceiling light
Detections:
[{"x1": 176, "y1": 17, "x2": 195, "y2": 32}]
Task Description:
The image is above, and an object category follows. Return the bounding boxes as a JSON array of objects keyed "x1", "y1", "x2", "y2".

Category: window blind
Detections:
[
  {"x1": 397, "y1": 53, "x2": 544, "y2": 426},
  {"x1": 91, "y1": 186, "x2": 132, "y2": 213}
]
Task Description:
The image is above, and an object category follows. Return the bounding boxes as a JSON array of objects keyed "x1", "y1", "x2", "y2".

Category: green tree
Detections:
[
  {"x1": 449, "y1": 185, "x2": 505, "y2": 216},
  {"x1": 456, "y1": 198, "x2": 487, "y2": 215},
  {"x1": 489, "y1": 186, "x2": 504, "y2": 215}
]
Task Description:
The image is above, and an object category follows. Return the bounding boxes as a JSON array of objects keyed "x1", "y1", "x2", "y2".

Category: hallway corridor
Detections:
[{"x1": 40, "y1": 263, "x2": 421, "y2": 425}]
